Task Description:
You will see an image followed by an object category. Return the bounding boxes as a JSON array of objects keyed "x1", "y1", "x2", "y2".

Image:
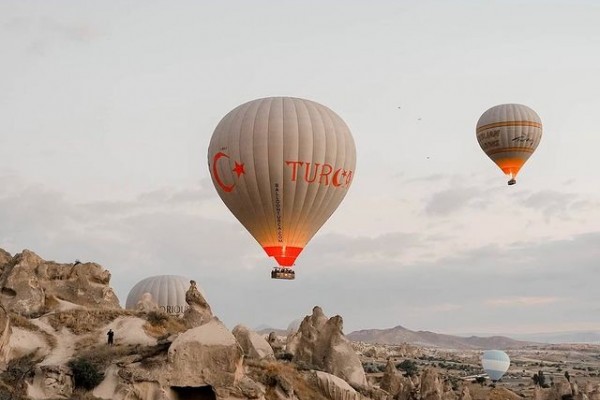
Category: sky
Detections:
[{"x1": 1, "y1": 0, "x2": 599, "y2": 335}]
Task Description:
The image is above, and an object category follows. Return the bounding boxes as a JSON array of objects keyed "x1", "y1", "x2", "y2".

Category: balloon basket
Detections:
[
  {"x1": 507, "y1": 179, "x2": 516, "y2": 185},
  {"x1": 271, "y1": 268, "x2": 295, "y2": 280}
]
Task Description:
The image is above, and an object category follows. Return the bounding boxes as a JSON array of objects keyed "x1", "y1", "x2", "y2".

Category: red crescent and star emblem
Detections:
[{"x1": 212, "y1": 152, "x2": 245, "y2": 193}]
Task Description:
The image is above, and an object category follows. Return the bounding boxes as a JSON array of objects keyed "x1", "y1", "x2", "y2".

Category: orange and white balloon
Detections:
[
  {"x1": 208, "y1": 97, "x2": 356, "y2": 269},
  {"x1": 476, "y1": 104, "x2": 542, "y2": 185}
]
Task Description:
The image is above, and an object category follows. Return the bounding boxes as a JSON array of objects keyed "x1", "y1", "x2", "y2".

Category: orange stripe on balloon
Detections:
[
  {"x1": 487, "y1": 147, "x2": 535, "y2": 155},
  {"x1": 477, "y1": 120, "x2": 542, "y2": 134}
]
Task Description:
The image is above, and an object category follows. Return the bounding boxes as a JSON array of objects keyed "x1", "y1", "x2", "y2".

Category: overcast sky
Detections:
[{"x1": 1, "y1": 1, "x2": 599, "y2": 335}]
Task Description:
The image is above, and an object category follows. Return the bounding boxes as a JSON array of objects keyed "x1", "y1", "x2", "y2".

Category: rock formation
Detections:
[
  {"x1": 0, "y1": 249, "x2": 11, "y2": 267},
  {"x1": 420, "y1": 368, "x2": 444, "y2": 400},
  {"x1": 167, "y1": 318, "x2": 244, "y2": 388},
  {"x1": 315, "y1": 370, "x2": 365, "y2": 400},
  {"x1": 379, "y1": 358, "x2": 420, "y2": 399},
  {"x1": 287, "y1": 306, "x2": 367, "y2": 388},
  {"x1": 232, "y1": 324, "x2": 275, "y2": 360},
  {"x1": 380, "y1": 359, "x2": 402, "y2": 395},
  {"x1": 554, "y1": 377, "x2": 575, "y2": 399},
  {"x1": 182, "y1": 279, "x2": 213, "y2": 328},
  {"x1": 458, "y1": 382, "x2": 472, "y2": 400},
  {"x1": 135, "y1": 292, "x2": 159, "y2": 313},
  {"x1": 267, "y1": 331, "x2": 286, "y2": 356},
  {"x1": 590, "y1": 387, "x2": 600, "y2": 400},
  {"x1": 28, "y1": 365, "x2": 73, "y2": 399},
  {"x1": 0, "y1": 249, "x2": 120, "y2": 315},
  {"x1": 0, "y1": 304, "x2": 11, "y2": 363}
]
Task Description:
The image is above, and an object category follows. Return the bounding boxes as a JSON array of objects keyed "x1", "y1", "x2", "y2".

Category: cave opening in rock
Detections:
[
  {"x1": 1, "y1": 287, "x2": 16, "y2": 298},
  {"x1": 171, "y1": 385, "x2": 216, "y2": 400}
]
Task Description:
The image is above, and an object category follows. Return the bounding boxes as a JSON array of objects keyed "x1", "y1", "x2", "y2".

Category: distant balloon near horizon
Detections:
[
  {"x1": 125, "y1": 275, "x2": 199, "y2": 315},
  {"x1": 476, "y1": 104, "x2": 542, "y2": 186},
  {"x1": 208, "y1": 97, "x2": 356, "y2": 279},
  {"x1": 287, "y1": 318, "x2": 303, "y2": 334},
  {"x1": 481, "y1": 350, "x2": 510, "y2": 382}
]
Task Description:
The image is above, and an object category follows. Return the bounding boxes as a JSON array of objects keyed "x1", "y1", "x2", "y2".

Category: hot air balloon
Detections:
[
  {"x1": 481, "y1": 350, "x2": 510, "y2": 382},
  {"x1": 208, "y1": 97, "x2": 356, "y2": 280},
  {"x1": 476, "y1": 104, "x2": 542, "y2": 185},
  {"x1": 126, "y1": 275, "x2": 202, "y2": 315}
]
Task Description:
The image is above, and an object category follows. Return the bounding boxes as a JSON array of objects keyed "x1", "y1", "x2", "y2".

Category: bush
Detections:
[
  {"x1": 276, "y1": 352, "x2": 294, "y2": 362},
  {"x1": 146, "y1": 311, "x2": 168, "y2": 326},
  {"x1": 0, "y1": 354, "x2": 38, "y2": 398},
  {"x1": 533, "y1": 370, "x2": 546, "y2": 387},
  {"x1": 69, "y1": 358, "x2": 104, "y2": 390},
  {"x1": 475, "y1": 376, "x2": 487, "y2": 386},
  {"x1": 143, "y1": 312, "x2": 186, "y2": 338},
  {"x1": 396, "y1": 359, "x2": 418, "y2": 377},
  {"x1": 362, "y1": 362, "x2": 385, "y2": 373}
]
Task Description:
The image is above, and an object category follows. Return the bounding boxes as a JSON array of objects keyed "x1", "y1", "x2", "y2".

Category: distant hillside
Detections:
[
  {"x1": 256, "y1": 327, "x2": 289, "y2": 337},
  {"x1": 347, "y1": 325, "x2": 533, "y2": 349},
  {"x1": 505, "y1": 331, "x2": 600, "y2": 344}
]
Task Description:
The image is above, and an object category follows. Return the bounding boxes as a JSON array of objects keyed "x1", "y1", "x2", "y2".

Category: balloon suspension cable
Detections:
[{"x1": 271, "y1": 267, "x2": 295, "y2": 280}]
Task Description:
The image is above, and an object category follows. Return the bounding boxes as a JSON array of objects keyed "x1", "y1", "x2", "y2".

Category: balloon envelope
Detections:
[
  {"x1": 126, "y1": 275, "x2": 199, "y2": 315},
  {"x1": 476, "y1": 104, "x2": 542, "y2": 184},
  {"x1": 208, "y1": 97, "x2": 356, "y2": 268},
  {"x1": 481, "y1": 350, "x2": 510, "y2": 381}
]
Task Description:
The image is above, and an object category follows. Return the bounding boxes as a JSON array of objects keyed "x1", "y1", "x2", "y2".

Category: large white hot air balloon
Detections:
[
  {"x1": 208, "y1": 97, "x2": 356, "y2": 280},
  {"x1": 481, "y1": 350, "x2": 510, "y2": 382},
  {"x1": 126, "y1": 275, "x2": 200, "y2": 315},
  {"x1": 476, "y1": 104, "x2": 542, "y2": 185}
]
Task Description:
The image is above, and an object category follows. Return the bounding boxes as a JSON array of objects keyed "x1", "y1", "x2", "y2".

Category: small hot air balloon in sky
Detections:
[
  {"x1": 126, "y1": 275, "x2": 201, "y2": 315},
  {"x1": 481, "y1": 350, "x2": 511, "y2": 382},
  {"x1": 476, "y1": 104, "x2": 542, "y2": 185},
  {"x1": 208, "y1": 97, "x2": 356, "y2": 280}
]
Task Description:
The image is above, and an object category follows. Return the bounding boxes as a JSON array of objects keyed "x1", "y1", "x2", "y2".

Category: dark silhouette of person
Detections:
[{"x1": 107, "y1": 329, "x2": 114, "y2": 345}]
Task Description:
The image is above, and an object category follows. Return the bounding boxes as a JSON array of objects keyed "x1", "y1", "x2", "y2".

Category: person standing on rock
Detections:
[{"x1": 107, "y1": 329, "x2": 114, "y2": 345}]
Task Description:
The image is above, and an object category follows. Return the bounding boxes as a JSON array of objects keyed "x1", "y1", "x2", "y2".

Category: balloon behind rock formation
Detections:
[{"x1": 126, "y1": 275, "x2": 201, "y2": 315}]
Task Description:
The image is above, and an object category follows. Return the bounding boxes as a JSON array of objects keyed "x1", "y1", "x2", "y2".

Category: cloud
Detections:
[
  {"x1": 2, "y1": 16, "x2": 99, "y2": 56},
  {"x1": 82, "y1": 182, "x2": 216, "y2": 216},
  {"x1": 485, "y1": 296, "x2": 562, "y2": 307},
  {"x1": 424, "y1": 186, "x2": 485, "y2": 216},
  {"x1": 1, "y1": 178, "x2": 599, "y2": 333},
  {"x1": 519, "y1": 190, "x2": 582, "y2": 218}
]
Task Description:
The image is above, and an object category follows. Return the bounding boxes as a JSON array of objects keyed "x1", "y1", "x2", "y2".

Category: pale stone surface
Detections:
[
  {"x1": 7, "y1": 327, "x2": 51, "y2": 361},
  {"x1": 0, "y1": 304, "x2": 11, "y2": 363},
  {"x1": 167, "y1": 318, "x2": 243, "y2": 388},
  {"x1": 315, "y1": 371, "x2": 365, "y2": 400},
  {"x1": 136, "y1": 292, "x2": 160, "y2": 313},
  {"x1": 287, "y1": 306, "x2": 367, "y2": 387},
  {"x1": 27, "y1": 365, "x2": 73, "y2": 400},
  {"x1": 0, "y1": 249, "x2": 120, "y2": 315},
  {"x1": 99, "y1": 316, "x2": 157, "y2": 347},
  {"x1": 420, "y1": 368, "x2": 444, "y2": 400},
  {"x1": 182, "y1": 279, "x2": 213, "y2": 328},
  {"x1": 232, "y1": 324, "x2": 274, "y2": 360}
]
